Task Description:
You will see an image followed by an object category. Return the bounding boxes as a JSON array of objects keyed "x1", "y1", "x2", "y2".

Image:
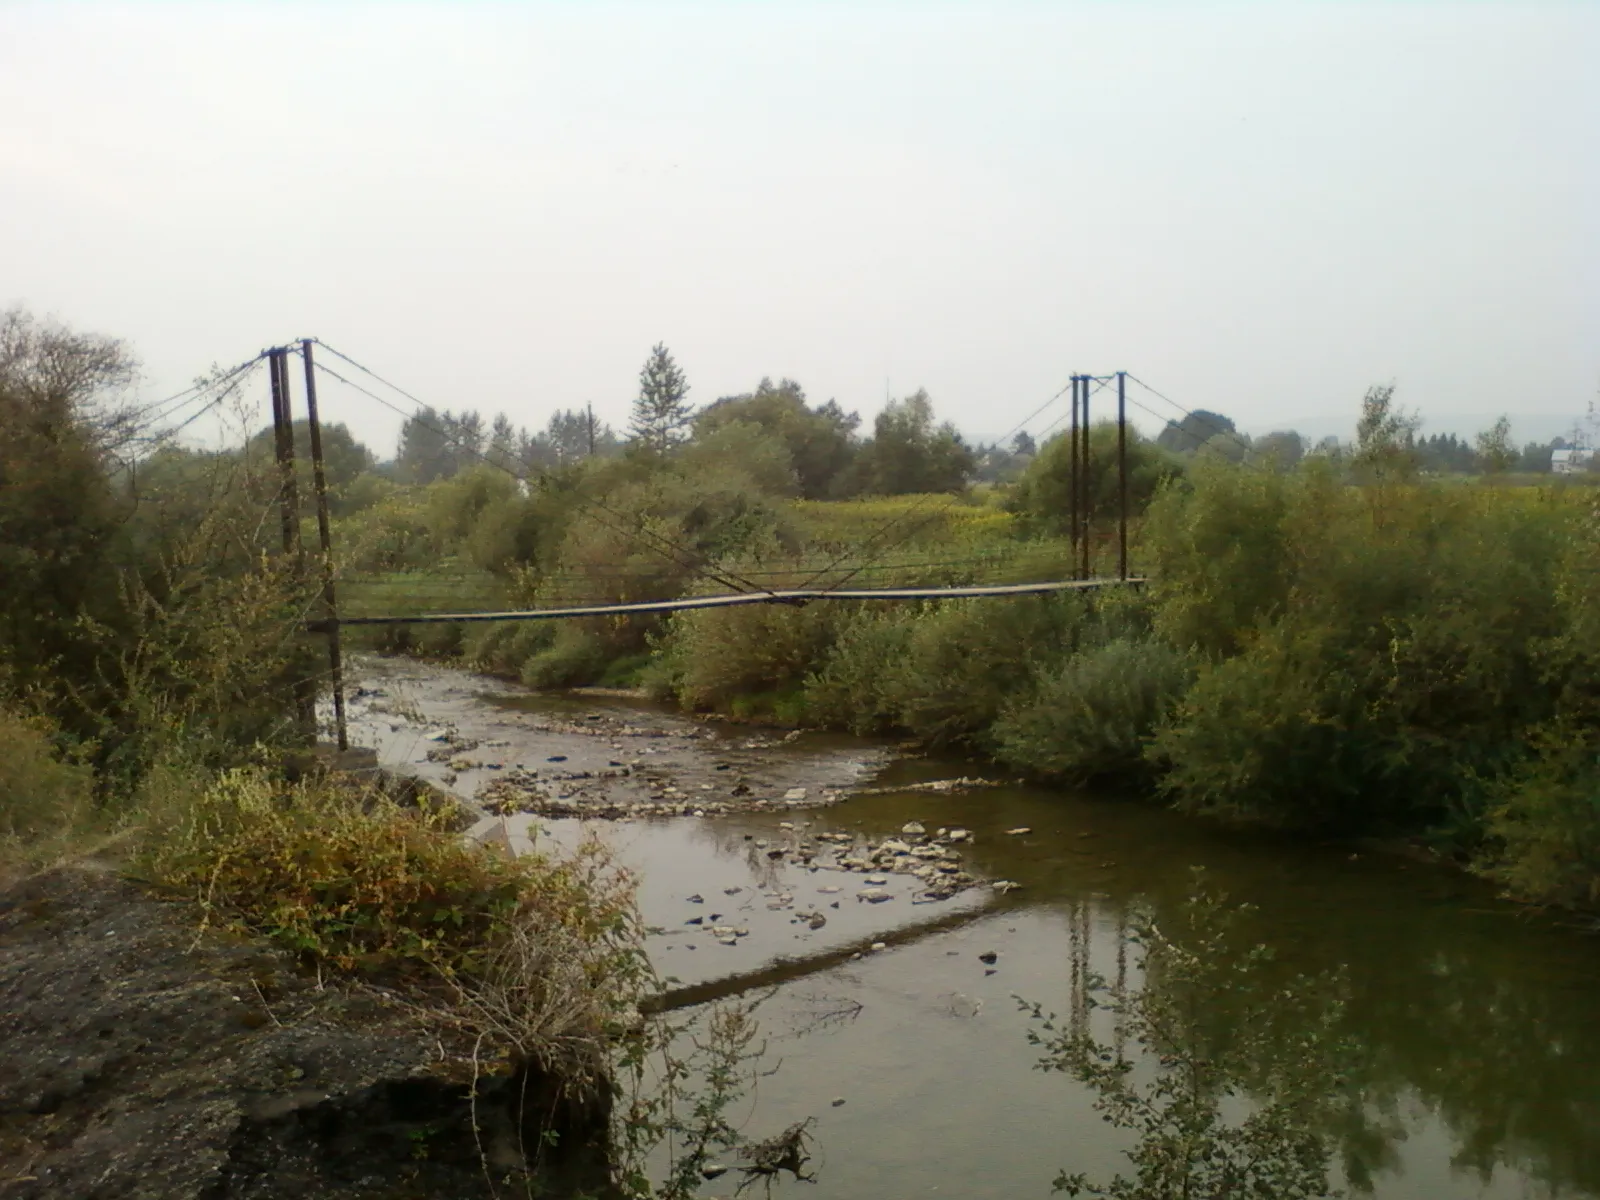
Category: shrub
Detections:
[
  {"x1": 521, "y1": 621, "x2": 617, "y2": 689},
  {"x1": 0, "y1": 704, "x2": 98, "y2": 873},
  {"x1": 801, "y1": 607, "x2": 919, "y2": 734},
  {"x1": 463, "y1": 620, "x2": 558, "y2": 678},
  {"x1": 1148, "y1": 621, "x2": 1393, "y2": 830},
  {"x1": 994, "y1": 637, "x2": 1193, "y2": 785},
  {"x1": 886, "y1": 594, "x2": 1083, "y2": 749},
  {"x1": 138, "y1": 768, "x2": 645, "y2": 1083},
  {"x1": 649, "y1": 601, "x2": 842, "y2": 712},
  {"x1": 1483, "y1": 727, "x2": 1600, "y2": 908}
]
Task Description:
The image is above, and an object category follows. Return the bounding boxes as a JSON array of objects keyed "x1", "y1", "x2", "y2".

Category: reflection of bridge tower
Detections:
[
  {"x1": 1068, "y1": 898, "x2": 1093, "y2": 1036},
  {"x1": 1067, "y1": 898, "x2": 1133, "y2": 1048}
]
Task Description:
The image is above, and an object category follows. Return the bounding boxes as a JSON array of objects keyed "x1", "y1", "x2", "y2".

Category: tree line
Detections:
[{"x1": 386, "y1": 343, "x2": 975, "y2": 499}]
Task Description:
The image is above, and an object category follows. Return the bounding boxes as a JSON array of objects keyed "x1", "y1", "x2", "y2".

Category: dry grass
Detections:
[{"x1": 135, "y1": 767, "x2": 649, "y2": 1089}]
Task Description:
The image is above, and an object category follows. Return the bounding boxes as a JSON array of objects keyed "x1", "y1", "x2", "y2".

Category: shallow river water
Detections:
[{"x1": 347, "y1": 659, "x2": 1600, "y2": 1200}]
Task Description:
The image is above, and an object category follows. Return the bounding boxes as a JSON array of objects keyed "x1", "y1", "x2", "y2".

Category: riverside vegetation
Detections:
[
  {"x1": 0, "y1": 312, "x2": 796, "y2": 1198},
  {"x1": 333, "y1": 353, "x2": 1600, "y2": 914},
  {"x1": 4, "y1": 309, "x2": 1598, "y2": 1196}
]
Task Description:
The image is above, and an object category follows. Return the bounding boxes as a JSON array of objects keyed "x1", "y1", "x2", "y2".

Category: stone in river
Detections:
[
  {"x1": 870, "y1": 941, "x2": 887, "y2": 952},
  {"x1": 687, "y1": 894, "x2": 704, "y2": 903},
  {"x1": 702, "y1": 1164, "x2": 729, "y2": 1180},
  {"x1": 712, "y1": 926, "x2": 735, "y2": 937},
  {"x1": 783, "y1": 787, "x2": 808, "y2": 801},
  {"x1": 978, "y1": 950, "x2": 998, "y2": 964},
  {"x1": 858, "y1": 888, "x2": 892, "y2": 904},
  {"x1": 864, "y1": 876, "x2": 889, "y2": 886},
  {"x1": 902, "y1": 821, "x2": 926, "y2": 835},
  {"x1": 723, "y1": 886, "x2": 743, "y2": 895},
  {"x1": 817, "y1": 885, "x2": 841, "y2": 894},
  {"x1": 1004, "y1": 827, "x2": 1031, "y2": 836},
  {"x1": 718, "y1": 936, "x2": 737, "y2": 946},
  {"x1": 948, "y1": 828, "x2": 971, "y2": 842},
  {"x1": 831, "y1": 1097, "x2": 846, "y2": 1108},
  {"x1": 806, "y1": 912, "x2": 827, "y2": 929},
  {"x1": 547, "y1": 755, "x2": 568, "y2": 763}
]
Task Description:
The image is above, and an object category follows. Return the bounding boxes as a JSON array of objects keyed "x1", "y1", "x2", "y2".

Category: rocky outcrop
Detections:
[{"x1": 0, "y1": 867, "x2": 609, "y2": 1199}]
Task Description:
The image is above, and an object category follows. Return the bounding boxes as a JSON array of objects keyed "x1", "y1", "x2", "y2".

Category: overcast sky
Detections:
[{"x1": 2, "y1": 2, "x2": 1595, "y2": 455}]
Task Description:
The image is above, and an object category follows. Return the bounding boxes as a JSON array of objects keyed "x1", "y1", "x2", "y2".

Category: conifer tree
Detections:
[{"x1": 629, "y1": 343, "x2": 692, "y2": 452}]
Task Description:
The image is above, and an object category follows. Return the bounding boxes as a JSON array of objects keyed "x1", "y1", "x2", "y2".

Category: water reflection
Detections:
[
  {"x1": 710, "y1": 784, "x2": 1600, "y2": 1199},
  {"x1": 1024, "y1": 879, "x2": 1353, "y2": 1197}
]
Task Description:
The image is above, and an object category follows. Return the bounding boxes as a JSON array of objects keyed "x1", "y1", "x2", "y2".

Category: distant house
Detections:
[{"x1": 1552, "y1": 448, "x2": 1593, "y2": 475}]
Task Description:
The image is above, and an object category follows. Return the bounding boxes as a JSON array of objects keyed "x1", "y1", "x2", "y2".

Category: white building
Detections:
[{"x1": 1551, "y1": 448, "x2": 1593, "y2": 475}]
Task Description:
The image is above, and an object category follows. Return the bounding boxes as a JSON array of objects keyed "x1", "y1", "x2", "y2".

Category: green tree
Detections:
[
  {"x1": 1250, "y1": 430, "x2": 1305, "y2": 471},
  {"x1": 1474, "y1": 415, "x2": 1517, "y2": 476},
  {"x1": 1010, "y1": 422, "x2": 1184, "y2": 534},
  {"x1": 1352, "y1": 383, "x2": 1419, "y2": 481},
  {"x1": 0, "y1": 309, "x2": 134, "y2": 704},
  {"x1": 695, "y1": 378, "x2": 859, "y2": 498},
  {"x1": 630, "y1": 343, "x2": 693, "y2": 453},
  {"x1": 244, "y1": 418, "x2": 375, "y2": 497},
  {"x1": 1156, "y1": 409, "x2": 1238, "y2": 456},
  {"x1": 841, "y1": 389, "x2": 974, "y2": 495},
  {"x1": 395, "y1": 406, "x2": 485, "y2": 483}
]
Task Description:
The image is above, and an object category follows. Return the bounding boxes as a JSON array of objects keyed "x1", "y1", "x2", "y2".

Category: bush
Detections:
[
  {"x1": 994, "y1": 637, "x2": 1193, "y2": 785},
  {"x1": 886, "y1": 595, "x2": 1083, "y2": 749},
  {"x1": 138, "y1": 768, "x2": 645, "y2": 1081},
  {"x1": 649, "y1": 601, "x2": 842, "y2": 712},
  {"x1": 1483, "y1": 727, "x2": 1600, "y2": 908},
  {"x1": 521, "y1": 621, "x2": 617, "y2": 689},
  {"x1": 1148, "y1": 620, "x2": 1400, "y2": 830},
  {"x1": 801, "y1": 607, "x2": 919, "y2": 734},
  {"x1": 463, "y1": 620, "x2": 558, "y2": 678},
  {"x1": 0, "y1": 705, "x2": 98, "y2": 872}
]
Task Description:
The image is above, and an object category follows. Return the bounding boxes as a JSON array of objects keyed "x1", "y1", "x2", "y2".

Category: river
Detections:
[{"x1": 344, "y1": 657, "x2": 1600, "y2": 1200}]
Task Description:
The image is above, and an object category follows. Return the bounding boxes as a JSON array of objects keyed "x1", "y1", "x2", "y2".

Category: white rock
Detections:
[
  {"x1": 1004, "y1": 827, "x2": 1032, "y2": 836},
  {"x1": 948, "y1": 828, "x2": 971, "y2": 842},
  {"x1": 901, "y1": 821, "x2": 926, "y2": 835},
  {"x1": 870, "y1": 941, "x2": 887, "y2": 952},
  {"x1": 858, "y1": 888, "x2": 892, "y2": 903},
  {"x1": 864, "y1": 876, "x2": 889, "y2": 886},
  {"x1": 784, "y1": 787, "x2": 808, "y2": 801}
]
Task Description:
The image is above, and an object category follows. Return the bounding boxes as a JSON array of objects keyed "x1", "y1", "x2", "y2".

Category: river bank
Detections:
[{"x1": 0, "y1": 863, "x2": 609, "y2": 1200}]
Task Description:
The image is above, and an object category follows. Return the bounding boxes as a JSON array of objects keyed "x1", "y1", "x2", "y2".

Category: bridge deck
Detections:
[{"x1": 324, "y1": 577, "x2": 1145, "y2": 627}]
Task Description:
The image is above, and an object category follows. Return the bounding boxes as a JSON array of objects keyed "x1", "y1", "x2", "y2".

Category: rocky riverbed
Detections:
[{"x1": 343, "y1": 659, "x2": 1016, "y2": 993}]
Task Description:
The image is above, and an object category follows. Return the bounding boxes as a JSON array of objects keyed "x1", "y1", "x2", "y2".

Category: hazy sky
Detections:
[{"x1": 2, "y1": 2, "x2": 1595, "y2": 455}]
